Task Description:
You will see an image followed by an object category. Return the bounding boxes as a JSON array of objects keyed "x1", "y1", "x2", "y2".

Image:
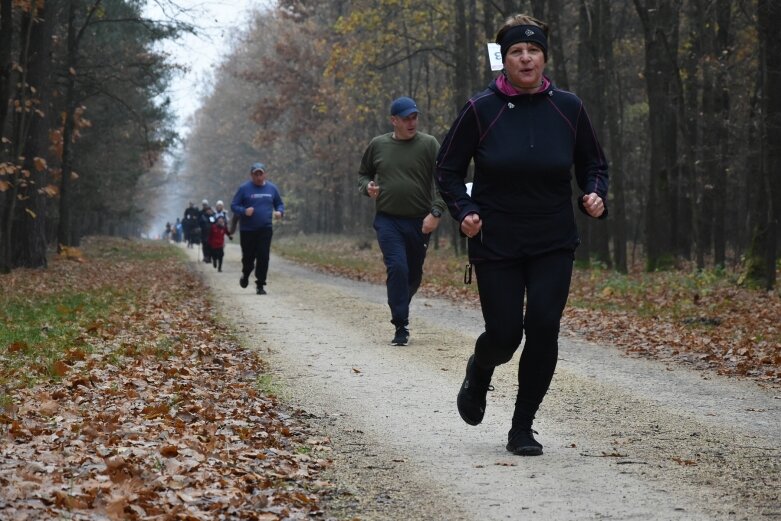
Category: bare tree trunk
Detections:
[
  {"x1": 574, "y1": 0, "x2": 611, "y2": 268},
  {"x1": 57, "y1": 0, "x2": 102, "y2": 249},
  {"x1": 57, "y1": 0, "x2": 79, "y2": 249},
  {"x1": 454, "y1": 0, "x2": 471, "y2": 112},
  {"x1": 0, "y1": 5, "x2": 36, "y2": 273},
  {"x1": 574, "y1": 0, "x2": 595, "y2": 267},
  {"x1": 452, "y1": 0, "x2": 472, "y2": 256},
  {"x1": 468, "y1": 0, "x2": 479, "y2": 96},
  {"x1": 600, "y1": 0, "x2": 628, "y2": 272},
  {"x1": 683, "y1": 0, "x2": 704, "y2": 269},
  {"x1": 0, "y1": 0, "x2": 14, "y2": 273},
  {"x1": 0, "y1": 0, "x2": 12, "y2": 135},
  {"x1": 548, "y1": 0, "x2": 570, "y2": 90},
  {"x1": 530, "y1": 0, "x2": 546, "y2": 19},
  {"x1": 711, "y1": 0, "x2": 731, "y2": 268},
  {"x1": 758, "y1": 0, "x2": 780, "y2": 288},
  {"x1": 13, "y1": 0, "x2": 57, "y2": 268},
  {"x1": 482, "y1": 1, "x2": 497, "y2": 86},
  {"x1": 634, "y1": 0, "x2": 682, "y2": 271}
]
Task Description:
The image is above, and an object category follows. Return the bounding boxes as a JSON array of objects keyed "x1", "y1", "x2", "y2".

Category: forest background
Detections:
[{"x1": 0, "y1": 0, "x2": 780, "y2": 290}]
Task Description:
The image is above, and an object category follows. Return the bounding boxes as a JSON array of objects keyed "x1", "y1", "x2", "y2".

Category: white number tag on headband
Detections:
[{"x1": 487, "y1": 43, "x2": 503, "y2": 71}]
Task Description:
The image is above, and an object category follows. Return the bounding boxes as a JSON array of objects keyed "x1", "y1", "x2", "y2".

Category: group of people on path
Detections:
[
  {"x1": 181, "y1": 199, "x2": 231, "y2": 272},
  {"x1": 170, "y1": 13, "x2": 608, "y2": 459},
  {"x1": 178, "y1": 162, "x2": 286, "y2": 288},
  {"x1": 359, "y1": 13, "x2": 608, "y2": 457},
  {"x1": 162, "y1": 220, "x2": 183, "y2": 243}
]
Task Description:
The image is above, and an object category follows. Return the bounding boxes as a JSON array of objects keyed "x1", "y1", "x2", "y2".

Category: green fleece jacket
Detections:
[{"x1": 358, "y1": 132, "x2": 446, "y2": 218}]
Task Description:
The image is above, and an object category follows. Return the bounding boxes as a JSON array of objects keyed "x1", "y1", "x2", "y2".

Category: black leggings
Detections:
[
  {"x1": 240, "y1": 228, "x2": 273, "y2": 287},
  {"x1": 211, "y1": 247, "x2": 224, "y2": 270},
  {"x1": 473, "y1": 250, "x2": 574, "y2": 427}
]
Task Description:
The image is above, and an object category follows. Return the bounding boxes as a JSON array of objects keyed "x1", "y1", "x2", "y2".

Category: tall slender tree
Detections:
[
  {"x1": 746, "y1": 0, "x2": 781, "y2": 289},
  {"x1": 12, "y1": 0, "x2": 60, "y2": 268},
  {"x1": 0, "y1": 2, "x2": 39, "y2": 272},
  {"x1": 633, "y1": 0, "x2": 682, "y2": 270}
]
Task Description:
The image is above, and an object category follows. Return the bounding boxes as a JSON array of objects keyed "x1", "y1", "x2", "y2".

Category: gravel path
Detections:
[{"x1": 190, "y1": 244, "x2": 780, "y2": 520}]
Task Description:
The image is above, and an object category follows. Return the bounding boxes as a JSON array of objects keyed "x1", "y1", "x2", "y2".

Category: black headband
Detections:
[{"x1": 499, "y1": 24, "x2": 548, "y2": 61}]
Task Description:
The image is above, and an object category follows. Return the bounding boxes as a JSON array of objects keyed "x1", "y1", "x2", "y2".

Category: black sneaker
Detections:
[
  {"x1": 457, "y1": 355, "x2": 492, "y2": 425},
  {"x1": 506, "y1": 428, "x2": 543, "y2": 456},
  {"x1": 391, "y1": 326, "x2": 409, "y2": 346},
  {"x1": 239, "y1": 275, "x2": 249, "y2": 288},
  {"x1": 256, "y1": 286, "x2": 267, "y2": 295}
]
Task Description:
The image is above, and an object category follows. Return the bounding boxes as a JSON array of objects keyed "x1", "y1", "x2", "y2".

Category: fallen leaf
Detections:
[
  {"x1": 160, "y1": 445, "x2": 179, "y2": 458},
  {"x1": 39, "y1": 400, "x2": 59, "y2": 416}
]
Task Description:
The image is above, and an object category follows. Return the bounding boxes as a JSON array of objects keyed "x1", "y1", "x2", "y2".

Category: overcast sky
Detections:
[
  {"x1": 143, "y1": 1, "x2": 274, "y2": 234},
  {"x1": 143, "y1": 0, "x2": 271, "y2": 133}
]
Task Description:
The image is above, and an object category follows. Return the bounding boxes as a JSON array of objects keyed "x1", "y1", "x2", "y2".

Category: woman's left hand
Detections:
[{"x1": 582, "y1": 193, "x2": 605, "y2": 218}]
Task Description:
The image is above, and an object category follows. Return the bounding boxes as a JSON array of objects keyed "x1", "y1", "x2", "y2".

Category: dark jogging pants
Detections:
[
  {"x1": 473, "y1": 250, "x2": 574, "y2": 428},
  {"x1": 240, "y1": 228, "x2": 273, "y2": 288},
  {"x1": 373, "y1": 212, "x2": 430, "y2": 327}
]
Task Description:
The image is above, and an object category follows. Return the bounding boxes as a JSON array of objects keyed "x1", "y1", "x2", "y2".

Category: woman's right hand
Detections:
[{"x1": 461, "y1": 213, "x2": 482, "y2": 239}]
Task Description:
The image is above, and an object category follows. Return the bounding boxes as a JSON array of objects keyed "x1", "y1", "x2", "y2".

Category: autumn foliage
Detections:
[{"x1": 0, "y1": 238, "x2": 333, "y2": 520}]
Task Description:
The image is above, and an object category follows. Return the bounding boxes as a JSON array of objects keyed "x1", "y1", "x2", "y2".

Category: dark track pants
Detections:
[
  {"x1": 473, "y1": 250, "x2": 574, "y2": 428},
  {"x1": 240, "y1": 228, "x2": 273, "y2": 288},
  {"x1": 373, "y1": 212, "x2": 429, "y2": 327}
]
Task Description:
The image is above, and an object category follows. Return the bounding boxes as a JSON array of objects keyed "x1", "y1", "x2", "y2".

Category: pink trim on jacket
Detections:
[{"x1": 495, "y1": 74, "x2": 550, "y2": 96}]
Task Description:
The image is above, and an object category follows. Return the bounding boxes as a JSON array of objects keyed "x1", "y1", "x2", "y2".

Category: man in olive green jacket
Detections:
[{"x1": 358, "y1": 96, "x2": 447, "y2": 346}]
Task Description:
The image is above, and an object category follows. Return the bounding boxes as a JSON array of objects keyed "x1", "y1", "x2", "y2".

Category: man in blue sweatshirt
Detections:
[{"x1": 231, "y1": 162, "x2": 285, "y2": 295}]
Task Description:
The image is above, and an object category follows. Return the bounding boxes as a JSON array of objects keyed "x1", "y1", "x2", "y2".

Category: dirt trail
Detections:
[{"x1": 190, "y1": 244, "x2": 779, "y2": 521}]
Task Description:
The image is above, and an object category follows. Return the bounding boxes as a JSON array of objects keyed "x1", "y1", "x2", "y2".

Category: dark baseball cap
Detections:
[
  {"x1": 390, "y1": 97, "x2": 419, "y2": 117},
  {"x1": 250, "y1": 162, "x2": 266, "y2": 173}
]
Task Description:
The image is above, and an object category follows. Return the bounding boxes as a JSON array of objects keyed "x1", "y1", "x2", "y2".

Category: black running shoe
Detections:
[
  {"x1": 391, "y1": 326, "x2": 409, "y2": 346},
  {"x1": 457, "y1": 355, "x2": 492, "y2": 425},
  {"x1": 506, "y1": 428, "x2": 543, "y2": 456},
  {"x1": 256, "y1": 286, "x2": 267, "y2": 295},
  {"x1": 239, "y1": 275, "x2": 249, "y2": 288}
]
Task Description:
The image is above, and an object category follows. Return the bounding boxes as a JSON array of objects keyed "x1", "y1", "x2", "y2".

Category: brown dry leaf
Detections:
[
  {"x1": 0, "y1": 238, "x2": 333, "y2": 520},
  {"x1": 160, "y1": 445, "x2": 179, "y2": 458},
  {"x1": 39, "y1": 400, "x2": 59, "y2": 416},
  {"x1": 33, "y1": 157, "x2": 47, "y2": 171},
  {"x1": 105, "y1": 496, "x2": 128, "y2": 520},
  {"x1": 59, "y1": 245, "x2": 84, "y2": 260},
  {"x1": 52, "y1": 360, "x2": 69, "y2": 377},
  {"x1": 351, "y1": 367, "x2": 361, "y2": 373},
  {"x1": 141, "y1": 402, "x2": 169, "y2": 419},
  {"x1": 39, "y1": 184, "x2": 59, "y2": 197},
  {"x1": 8, "y1": 341, "x2": 27, "y2": 353},
  {"x1": 54, "y1": 490, "x2": 89, "y2": 509}
]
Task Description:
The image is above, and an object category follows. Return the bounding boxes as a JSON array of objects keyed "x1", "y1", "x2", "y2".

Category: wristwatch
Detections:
[{"x1": 431, "y1": 208, "x2": 442, "y2": 218}]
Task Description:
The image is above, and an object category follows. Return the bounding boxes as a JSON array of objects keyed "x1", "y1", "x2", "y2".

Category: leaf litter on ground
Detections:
[{"x1": 0, "y1": 237, "x2": 334, "y2": 520}]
